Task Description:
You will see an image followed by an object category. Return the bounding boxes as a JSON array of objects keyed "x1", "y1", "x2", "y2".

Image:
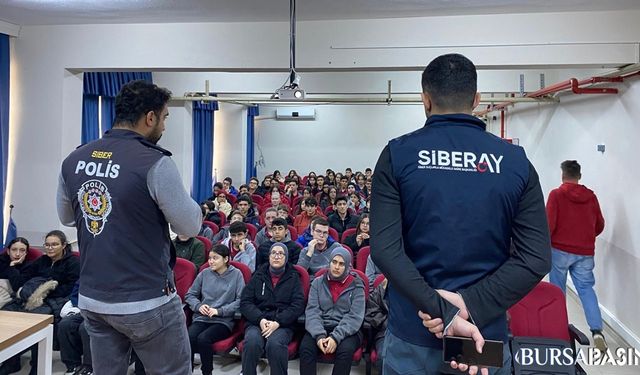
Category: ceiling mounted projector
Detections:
[{"x1": 276, "y1": 87, "x2": 306, "y2": 100}]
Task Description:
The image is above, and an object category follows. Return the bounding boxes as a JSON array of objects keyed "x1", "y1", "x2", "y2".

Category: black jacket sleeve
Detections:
[
  {"x1": 275, "y1": 271, "x2": 305, "y2": 327},
  {"x1": 240, "y1": 274, "x2": 265, "y2": 325},
  {"x1": 370, "y1": 145, "x2": 460, "y2": 327},
  {"x1": 458, "y1": 162, "x2": 551, "y2": 328}
]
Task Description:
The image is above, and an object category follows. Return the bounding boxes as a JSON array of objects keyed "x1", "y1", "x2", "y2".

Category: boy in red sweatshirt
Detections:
[{"x1": 546, "y1": 160, "x2": 606, "y2": 352}]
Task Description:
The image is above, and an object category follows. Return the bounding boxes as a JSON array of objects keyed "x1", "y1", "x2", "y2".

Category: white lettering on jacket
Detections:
[
  {"x1": 74, "y1": 160, "x2": 120, "y2": 178},
  {"x1": 418, "y1": 150, "x2": 504, "y2": 174}
]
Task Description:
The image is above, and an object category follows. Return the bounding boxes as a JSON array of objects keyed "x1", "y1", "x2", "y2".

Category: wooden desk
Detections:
[{"x1": 0, "y1": 311, "x2": 54, "y2": 375}]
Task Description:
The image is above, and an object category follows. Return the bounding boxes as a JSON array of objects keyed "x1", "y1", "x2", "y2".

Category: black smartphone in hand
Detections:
[{"x1": 443, "y1": 336, "x2": 504, "y2": 368}]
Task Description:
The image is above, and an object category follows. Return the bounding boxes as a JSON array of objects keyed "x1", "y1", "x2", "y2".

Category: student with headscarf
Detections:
[
  {"x1": 299, "y1": 247, "x2": 365, "y2": 375},
  {"x1": 240, "y1": 242, "x2": 305, "y2": 375}
]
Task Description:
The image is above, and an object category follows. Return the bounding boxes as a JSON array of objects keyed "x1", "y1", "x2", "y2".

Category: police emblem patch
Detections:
[{"x1": 77, "y1": 179, "x2": 113, "y2": 236}]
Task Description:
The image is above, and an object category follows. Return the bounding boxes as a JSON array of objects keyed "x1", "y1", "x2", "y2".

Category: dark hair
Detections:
[
  {"x1": 114, "y1": 80, "x2": 171, "y2": 127},
  {"x1": 285, "y1": 177, "x2": 297, "y2": 185},
  {"x1": 356, "y1": 213, "x2": 370, "y2": 235},
  {"x1": 421, "y1": 53, "x2": 477, "y2": 112},
  {"x1": 276, "y1": 204, "x2": 289, "y2": 213},
  {"x1": 561, "y1": 160, "x2": 581, "y2": 179},
  {"x1": 211, "y1": 244, "x2": 231, "y2": 264},
  {"x1": 229, "y1": 210, "x2": 244, "y2": 220},
  {"x1": 311, "y1": 217, "x2": 329, "y2": 229},
  {"x1": 345, "y1": 168, "x2": 352, "y2": 172},
  {"x1": 236, "y1": 195, "x2": 252, "y2": 205},
  {"x1": 350, "y1": 193, "x2": 361, "y2": 202},
  {"x1": 339, "y1": 175, "x2": 348, "y2": 181},
  {"x1": 7, "y1": 237, "x2": 29, "y2": 249},
  {"x1": 249, "y1": 177, "x2": 260, "y2": 185},
  {"x1": 365, "y1": 168, "x2": 372, "y2": 172},
  {"x1": 224, "y1": 177, "x2": 233, "y2": 184},
  {"x1": 229, "y1": 221, "x2": 248, "y2": 234},
  {"x1": 273, "y1": 170, "x2": 281, "y2": 177},
  {"x1": 304, "y1": 197, "x2": 317, "y2": 207},
  {"x1": 335, "y1": 195, "x2": 349, "y2": 204},
  {"x1": 204, "y1": 200, "x2": 216, "y2": 210},
  {"x1": 200, "y1": 205, "x2": 208, "y2": 216},
  {"x1": 347, "y1": 182, "x2": 356, "y2": 188},
  {"x1": 271, "y1": 217, "x2": 288, "y2": 228},
  {"x1": 45, "y1": 230, "x2": 72, "y2": 254},
  {"x1": 239, "y1": 184, "x2": 249, "y2": 191},
  {"x1": 213, "y1": 182, "x2": 224, "y2": 189}
]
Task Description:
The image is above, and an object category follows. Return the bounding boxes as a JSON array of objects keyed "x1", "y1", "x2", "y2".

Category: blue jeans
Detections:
[
  {"x1": 549, "y1": 248, "x2": 603, "y2": 331},
  {"x1": 383, "y1": 330, "x2": 512, "y2": 375},
  {"x1": 82, "y1": 295, "x2": 191, "y2": 375}
]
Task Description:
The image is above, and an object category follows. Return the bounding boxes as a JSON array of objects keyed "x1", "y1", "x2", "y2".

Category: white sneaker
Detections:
[{"x1": 194, "y1": 353, "x2": 201, "y2": 365}]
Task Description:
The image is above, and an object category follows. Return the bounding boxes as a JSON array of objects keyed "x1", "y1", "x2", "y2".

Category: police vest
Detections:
[
  {"x1": 387, "y1": 114, "x2": 529, "y2": 348},
  {"x1": 61, "y1": 129, "x2": 174, "y2": 303}
]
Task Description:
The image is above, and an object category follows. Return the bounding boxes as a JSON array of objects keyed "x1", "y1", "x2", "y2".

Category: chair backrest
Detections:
[
  {"x1": 251, "y1": 194, "x2": 264, "y2": 206},
  {"x1": 293, "y1": 264, "x2": 310, "y2": 301},
  {"x1": 174, "y1": 257, "x2": 197, "y2": 302},
  {"x1": 508, "y1": 281, "x2": 571, "y2": 341},
  {"x1": 314, "y1": 268, "x2": 369, "y2": 299},
  {"x1": 324, "y1": 205, "x2": 334, "y2": 216},
  {"x1": 292, "y1": 196, "x2": 303, "y2": 209},
  {"x1": 195, "y1": 236, "x2": 213, "y2": 253},
  {"x1": 218, "y1": 211, "x2": 227, "y2": 227},
  {"x1": 245, "y1": 223, "x2": 258, "y2": 240},
  {"x1": 341, "y1": 228, "x2": 357, "y2": 243},
  {"x1": 355, "y1": 246, "x2": 370, "y2": 273},
  {"x1": 198, "y1": 260, "x2": 252, "y2": 284},
  {"x1": 372, "y1": 274, "x2": 386, "y2": 289},
  {"x1": 287, "y1": 225, "x2": 298, "y2": 241},
  {"x1": 337, "y1": 244, "x2": 355, "y2": 266},
  {"x1": 328, "y1": 227, "x2": 339, "y2": 243},
  {"x1": 225, "y1": 192, "x2": 237, "y2": 205},
  {"x1": 203, "y1": 220, "x2": 219, "y2": 235}
]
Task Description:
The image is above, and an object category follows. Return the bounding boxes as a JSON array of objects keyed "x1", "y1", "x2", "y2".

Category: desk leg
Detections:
[{"x1": 37, "y1": 324, "x2": 53, "y2": 375}]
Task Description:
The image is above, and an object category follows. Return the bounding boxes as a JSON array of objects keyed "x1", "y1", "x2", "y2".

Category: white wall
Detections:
[
  {"x1": 491, "y1": 77, "x2": 640, "y2": 348},
  {"x1": 5, "y1": 10, "x2": 640, "y2": 345}
]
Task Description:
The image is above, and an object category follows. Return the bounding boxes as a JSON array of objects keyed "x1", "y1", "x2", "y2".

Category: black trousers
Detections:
[
  {"x1": 57, "y1": 314, "x2": 92, "y2": 369},
  {"x1": 187, "y1": 322, "x2": 231, "y2": 374},
  {"x1": 298, "y1": 331, "x2": 361, "y2": 375}
]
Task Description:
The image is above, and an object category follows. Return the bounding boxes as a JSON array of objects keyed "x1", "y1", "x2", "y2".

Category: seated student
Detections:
[
  {"x1": 299, "y1": 248, "x2": 365, "y2": 375},
  {"x1": 284, "y1": 177, "x2": 302, "y2": 207},
  {"x1": 223, "y1": 177, "x2": 238, "y2": 197},
  {"x1": 240, "y1": 242, "x2": 305, "y2": 375},
  {"x1": 212, "y1": 210, "x2": 245, "y2": 243},
  {"x1": 213, "y1": 192, "x2": 232, "y2": 218},
  {"x1": 257, "y1": 218, "x2": 300, "y2": 269},
  {"x1": 295, "y1": 216, "x2": 337, "y2": 249},
  {"x1": 256, "y1": 175, "x2": 272, "y2": 197},
  {"x1": 173, "y1": 235, "x2": 206, "y2": 270},
  {"x1": 364, "y1": 276, "x2": 388, "y2": 374},
  {"x1": 198, "y1": 206, "x2": 215, "y2": 241},
  {"x1": 185, "y1": 244, "x2": 245, "y2": 375},
  {"x1": 293, "y1": 197, "x2": 322, "y2": 236},
  {"x1": 247, "y1": 177, "x2": 260, "y2": 196},
  {"x1": 342, "y1": 214, "x2": 369, "y2": 255},
  {"x1": 297, "y1": 218, "x2": 342, "y2": 277},
  {"x1": 0, "y1": 237, "x2": 31, "y2": 295},
  {"x1": 327, "y1": 196, "x2": 359, "y2": 240},
  {"x1": 207, "y1": 182, "x2": 224, "y2": 201},
  {"x1": 221, "y1": 221, "x2": 257, "y2": 273},
  {"x1": 255, "y1": 207, "x2": 277, "y2": 248},
  {"x1": 201, "y1": 200, "x2": 222, "y2": 227},
  {"x1": 313, "y1": 175, "x2": 325, "y2": 197},
  {"x1": 238, "y1": 184, "x2": 250, "y2": 197},
  {"x1": 236, "y1": 195, "x2": 260, "y2": 228},
  {"x1": 318, "y1": 185, "x2": 336, "y2": 212},
  {"x1": 348, "y1": 193, "x2": 366, "y2": 215},
  {"x1": 1, "y1": 230, "x2": 80, "y2": 375},
  {"x1": 292, "y1": 188, "x2": 313, "y2": 216},
  {"x1": 276, "y1": 204, "x2": 294, "y2": 226},
  {"x1": 58, "y1": 282, "x2": 94, "y2": 375}
]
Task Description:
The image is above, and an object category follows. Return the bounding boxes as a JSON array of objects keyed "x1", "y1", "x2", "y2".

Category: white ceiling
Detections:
[{"x1": 1, "y1": 0, "x2": 640, "y2": 26}]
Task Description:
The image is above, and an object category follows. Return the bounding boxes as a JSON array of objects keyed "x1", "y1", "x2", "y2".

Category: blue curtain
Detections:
[
  {"x1": 0, "y1": 34, "x2": 10, "y2": 245},
  {"x1": 192, "y1": 100, "x2": 218, "y2": 203},
  {"x1": 81, "y1": 72, "x2": 152, "y2": 144},
  {"x1": 246, "y1": 106, "x2": 259, "y2": 182}
]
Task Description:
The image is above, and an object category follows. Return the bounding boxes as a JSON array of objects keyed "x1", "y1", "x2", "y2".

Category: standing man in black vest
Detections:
[
  {"x1": 57, "y1": 80, "x2": 201, "y2": 375},
  {"x1": 370, "y1": 54, "x2": 551, "y2": 375}
]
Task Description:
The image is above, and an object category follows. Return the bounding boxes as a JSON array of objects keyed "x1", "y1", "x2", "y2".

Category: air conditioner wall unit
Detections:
[{"x1": 275, "y1": 107, "x2": 316, "y2": 121}]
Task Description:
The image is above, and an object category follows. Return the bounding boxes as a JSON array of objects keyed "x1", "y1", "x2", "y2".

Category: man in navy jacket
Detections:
[{"x1": 370, "y1": 54, "x2": 551, "y2": 375}]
